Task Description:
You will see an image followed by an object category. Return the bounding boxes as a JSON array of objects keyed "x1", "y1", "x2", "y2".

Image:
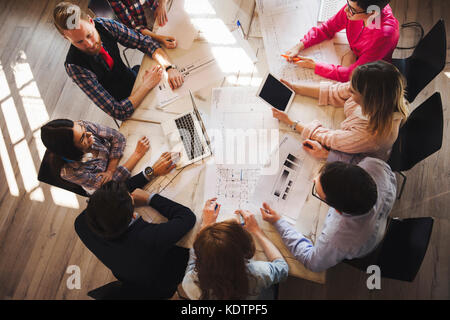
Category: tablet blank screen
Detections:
[{"x1": 258, "y1": 74, "x2": 293, "y2": 111}]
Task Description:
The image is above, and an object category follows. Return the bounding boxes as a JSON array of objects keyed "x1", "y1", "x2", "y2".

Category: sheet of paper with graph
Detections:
[
  {"x1": 251, "y1": 134, "x2": 316, "y2": 224},
  {"x1": 256, "y1": 0, "x2": 340, "y2": 82},
  {"x1": 203, "y1": 87, "x2": 279, "y2": 221},
  {"x1": 155, "y1": 44, "x2": 223, "y2": 107}
]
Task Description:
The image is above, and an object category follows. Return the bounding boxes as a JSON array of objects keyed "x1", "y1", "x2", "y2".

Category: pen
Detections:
[
  {"x1": 237, "y1": 20, "x2": 245, "y2": 38},
  {"x1": 238, "y1": 213, "x2": 245, "y2": 226},
  {"x1": 281, "y1": 54, "x2": 300, "y2": 62}
]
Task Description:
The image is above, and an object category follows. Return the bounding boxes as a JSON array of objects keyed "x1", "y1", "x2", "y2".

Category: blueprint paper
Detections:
[
  {"x1": 251, "y1": 134, "x2": 315, "y2": 224},
  {"x1": 155, "y1": 45, "x2": 223, "y2": 108},
  {"x1": 203, "y1": 87, "x2": 280, "y2": 221},
  {"x1": 256, "y1": 0, "x2": 340, "y2": 82}
]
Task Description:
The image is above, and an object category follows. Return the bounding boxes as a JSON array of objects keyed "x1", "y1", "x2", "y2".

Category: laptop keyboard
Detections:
[
  {"x1": 318, "y1": 0, "x2": 346, "y2": 22},
  {"x1": 175, "y1": 113, "x2": 205, "y2": 160}
]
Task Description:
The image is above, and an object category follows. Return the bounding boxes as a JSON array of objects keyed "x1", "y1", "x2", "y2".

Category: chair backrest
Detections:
[
  {"x1": 388, "y1": 92, "x2": 444, "y2": 172},
  {"x1": 345, "y1": 217, "x2": 434, "y2": 282},
  {"x1": 377, "y1": 217, "x2": 434, "y2": 282},
  {"x1": 403, "y1": 19, "x2": 447, "y2": 102},
  {"x1": 38, "y1": 150, "x2": 88, "y2": 197},
  {"x1": 87, "y1": 281, "x2": 123, "y2": 300},
  {"x1": 88, "y1": 0, "x2": 117, "y2": 20}
]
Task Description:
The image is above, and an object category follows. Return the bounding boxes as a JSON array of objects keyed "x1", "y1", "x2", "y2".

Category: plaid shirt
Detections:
[
  {"x1": 65, "y1": 17, "x2": 161, "y2": 120},
  {"x1": 108, "y1": 0, "x2": 159, "y2": 31},
  {"x1": 60, "y1": 120, "x2": 131, "y2": 194}
]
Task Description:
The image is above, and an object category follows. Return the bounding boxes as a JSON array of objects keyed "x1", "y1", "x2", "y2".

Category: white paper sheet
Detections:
[
  {"x1": 203, "y1": 87, "x2": 281, "y2": 220},
  {"x1": 155, "y1": 45, "x2": 223, "y2": 108},
  {"x1": 256, "y1": 0, "x2": 340, "y2": 82},
  {"x1": 204, "y1": 164, "x2": 261, "y2": 222},
  {"x1": 251, "y1": 134, "x2": 315, "y2": 224},
  {"x1": 155, "y1": 0, "x2": 197, "y2": 50},
  {"x1": 209, "y1": 87, "x2": 279, "y2": 168},
  {"x1": 231, "y1": 29, "x2": 257, "y2": 63}
]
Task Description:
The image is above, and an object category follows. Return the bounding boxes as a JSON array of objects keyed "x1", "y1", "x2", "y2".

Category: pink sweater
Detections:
[
  {"x1": 302, "y1": 5, "x2": 399, "y2": 82},
  {"x1": 301, "y1": 82, "x2": 405, "y2": 160}
]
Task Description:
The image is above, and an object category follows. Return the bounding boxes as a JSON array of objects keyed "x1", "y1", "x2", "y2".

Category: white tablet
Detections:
[{"x1": 256, "y1": 73, "x2": 295, "y2": 113}]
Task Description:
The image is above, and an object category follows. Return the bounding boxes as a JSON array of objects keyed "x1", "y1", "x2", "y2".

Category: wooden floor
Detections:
[{"x1": 0, "y1": 0, "x2": 448, "y2": 300}]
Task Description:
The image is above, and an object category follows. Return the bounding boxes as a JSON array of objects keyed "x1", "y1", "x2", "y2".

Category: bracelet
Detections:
[
  {"x1": 290, "y1": 120, "x2": 299, "y2": 131},
  {"x1": 165, "y1": 65, "x2": 175, "y2": 72}
]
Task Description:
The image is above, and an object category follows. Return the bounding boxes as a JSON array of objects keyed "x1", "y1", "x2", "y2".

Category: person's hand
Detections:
[
  {"x1": 96, "y1": 170, "x2": 113, "y2": 186},
  {"x1": 131, "y1": 188, "x2": 151, "y2": 207},
  {"x1": 236, "y1": 210, "x2": 262, "y2": 235},
  {"x1": 271, "y1": 107, "x2": 293, "y2": 126},
  {"x1": 260, "y1": 202, "x2": 282, "y2": 224},
  {"x1": 134, "y1": 136, "x2": 150, "y2": 158},
  {"x1": 302, "y1": 139, "x2": 329, "y2": 159},
  {"x1": 142, "y1": 65, "x2": 163, "y2": 90},
  {"x1": 167, "y1": 68, "x2": 184, "y2": 89},
  {"x1": 152, "y1": 152, "x2": 180, "y2": 176},
  {"x1": 280, "y1": 78, "x2": 295, "y2": 91},
  {"x1": 201, "y1": 197, "x2": 220, "y2": 228},
  {"x1": 285, "y1": 41, "x2": 304, "y2": 62},
  {"x1": 154, "y1": 0, "x2": 168, "y2": 27},
  {"x1": 159, "y1": 35, "x2": 177, "y2": 49},
  {"x1": 295, "y1": 56, "x2": 316, "y2": 69}
]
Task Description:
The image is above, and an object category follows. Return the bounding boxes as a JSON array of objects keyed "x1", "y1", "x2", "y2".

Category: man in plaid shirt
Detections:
[
  {"x1": 109, "y1": 0, "x2": 168, "y2": 30},
  {"x1": 54, "y1": 2, "x2": 184, "y2": 121},
  {"x1": 108, "y1": 0, "x2": 177, "y2": 49}
]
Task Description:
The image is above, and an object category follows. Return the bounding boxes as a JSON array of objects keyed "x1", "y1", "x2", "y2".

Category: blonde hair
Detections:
[
  {"x1": 351, "y1": 60, "x2": 409, "y2": 139},
  {"x1": 53, "y1": 2, "x2": 91, "y2": 35}
]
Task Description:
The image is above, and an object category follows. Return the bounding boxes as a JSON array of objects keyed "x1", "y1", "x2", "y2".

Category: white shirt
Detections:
[{"x1": 273, "y1": 151, "x2": 397, "y2": 272}]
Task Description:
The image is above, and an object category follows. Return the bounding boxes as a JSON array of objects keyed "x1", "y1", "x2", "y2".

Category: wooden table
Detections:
[{"x1": 118, "y1": 0, "x2": 347, "y2": 284}]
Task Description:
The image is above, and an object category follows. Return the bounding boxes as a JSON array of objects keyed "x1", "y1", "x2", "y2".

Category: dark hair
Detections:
[
  {"x1": 319, "y1": 161, "x2": 378, "y2": 215},
  {"x1": 351, "y1": 60, "x2": 408, "y2": 139},
  {"x1": 41, "y1": 119, "x2": 84, "y2": 161},
  {"x1": 85, "y1": 181, "x2": 134, "y2": 239},
  {"x1": 193, "y1": 220, "x2": 255, "y2": 300},
  {"x1": 353, "y1": 0, "x2": 390, "y2": 11}
]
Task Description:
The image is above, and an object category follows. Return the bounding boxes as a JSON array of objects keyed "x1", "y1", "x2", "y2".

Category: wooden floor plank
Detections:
[{"x1": 0, "y1": 0, "x2": 448, "y2": 300}]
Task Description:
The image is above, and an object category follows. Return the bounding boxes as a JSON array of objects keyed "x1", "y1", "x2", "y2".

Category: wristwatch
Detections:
[
  {"x1": 144, "y1": 166, "x2": 154, "y2": 179},
  {"x1": 289, "y1": 120, "x2": 299, "y2": 131},
  {"x1": 165, "y1": 64, "x2": 177, "y2": 72}
]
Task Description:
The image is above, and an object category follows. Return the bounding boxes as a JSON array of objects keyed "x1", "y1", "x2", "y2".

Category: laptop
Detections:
[
  {"x1": 318, "y1": 0, "x2": 346, "y2": 23},
  {"x1": 161, "y1": 90, "x2": 212, "y2": 168}
]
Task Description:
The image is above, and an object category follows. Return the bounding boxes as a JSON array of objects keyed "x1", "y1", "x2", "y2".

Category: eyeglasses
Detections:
[
  {"x1": 311, "y1": 181, "x2": 333, "y2": 207},
  {"x1": 346, "y1": 0, "x2": 366, "y2": 15},
  {"x1": 77, "y1": 122, "x2": 88, "y2": 145}
]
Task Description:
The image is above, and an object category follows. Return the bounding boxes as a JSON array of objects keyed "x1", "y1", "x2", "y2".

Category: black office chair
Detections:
[
  {"x1": 87, "y1": 281, "x2": 124, "y2": 300},
  {"x1": 392, "y1": 19, "x2": 446, "y2": 103},
  {"x1": 38, "y1": 150, "x2": 89, "y2": 197},
  {"x1": 387, "y1": 92, "x2": 444, "y2": 199},
  {"x1": 258, "y1": 283, "x2": 279, "y2": 300},
  {"x1": 345, "y1": 217, "x2": 434, "y2": 282}
]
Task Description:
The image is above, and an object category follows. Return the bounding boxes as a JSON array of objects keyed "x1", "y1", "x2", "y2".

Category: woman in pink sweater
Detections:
[
  {"x1": 285, "y1": 0, "x2": 399, "y2": 82},
  {"x1": 272, "y1": 61, "x2": 409, "y2": 161}
]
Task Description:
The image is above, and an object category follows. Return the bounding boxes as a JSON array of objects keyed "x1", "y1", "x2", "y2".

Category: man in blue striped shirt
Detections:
[
  {"x1": 53, "y1": 2, "x2": 184, "y2": 120},
  {"x1": 260, "y1": 139, "x2": 397, "y2": 272}
]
